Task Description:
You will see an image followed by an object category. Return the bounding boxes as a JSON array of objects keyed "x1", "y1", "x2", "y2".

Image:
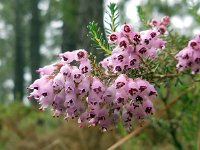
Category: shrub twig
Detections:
[{"x1": 107, "y1": 86, "x2": 194, "y2": 150}]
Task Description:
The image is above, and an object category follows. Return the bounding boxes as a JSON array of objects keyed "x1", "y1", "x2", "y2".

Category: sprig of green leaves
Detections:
[
  {"x1": 137, "y1": 6, "x2": 149, "y2": 28},
  {"x1": 87, "y1": 21, "x2": 111, "y2": 54},
  {"x1": 105, "y1": 3, "x2": 119, "y2": 34}
]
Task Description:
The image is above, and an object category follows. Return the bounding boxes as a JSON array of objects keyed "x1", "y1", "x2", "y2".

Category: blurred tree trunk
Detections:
[
  {"x1": 30, "y1": 0, "x2": 41, "y2": 104},
  {"x1": 30, "y1": 0, "x2": 41, "y2": 82},
  {"x1": 77, "y1": 0, "x2": 105, "y2": 61},
  {"x1": 61, "y1": 0, "x2": 105, "y2": 61},
  {"x1": 61, "y1": 0, "x2": 78, "y2": 52},
  {"x1": 14, "y1": 0, "x2": 24, "y2": 100}
]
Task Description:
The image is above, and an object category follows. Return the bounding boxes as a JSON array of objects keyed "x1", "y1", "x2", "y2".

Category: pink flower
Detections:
[
  {"x1": 53, "y1": 90, "x2": 66, "y2": 113},
  {"x1": 158, "y1": 25, "x2": 167, "y2": 34},
  {"x1": 119, "y1": 37, "x2": 129, "y2": 48},
  {"x1": 129, "y1": 52, "x2": 140, "y2": 69},
  {"x1": 37, "y1": 79, "x2": 55, "y2": 109},
  {"x1": 91, "y1": 77, "x2": 105, "y2": 95},
  {"x1": 188, "y1": 40, "x2": 200, "y2": 50},
  {"x1": 142, "y1": 99, "x2": 155, "y2": 115},
  {"x1": 64, "y1": 80, "x2": 75, "y2": 94},
  {"x1": 176, "y1": 35, "x2": 200, "y2": 73},
  {"x1": 103, "y1": 85, "x2": 116, "y2": 103},
  {"x1": 128, "y1": 79, "x2": 139, "y2": 98},
  {"x1": 74, "y1": 49, "x2": 88, "y2": 62},
  {"x1": 108, "y1": 32, "x2": 121, "y2": 44},
  {"x1": 59, "y1": 51, "x2": 75, "y2": 63},
  {"x1": 115, "y1": 92, "x2": 128, "y2": 106},
  {"x1": 150, "y1": 19, "x2": 161, "y2": 27},
  {"x1": 114, "y1": 74, "x2": 128, "y2": 90},
  {"x1": 72, "y1": 67, "x2": 84, "y2": 83},
  {"x1": 79, "y1": 60, "x2": 91, "y2": 74},
  {"x1": 149, "y1": 16, "x2": 169, "y2": 34},
  {"x1": 60, "y1": 64, "x2": 72, "y2": 78},
  {"x1": 28, "y1": 18, "x2": 165, "y2": 131},
  {"x1": 36, "y1": 64, "x2": 55, "y2": 76},
  {"x1": 121, "y1": 23, "x2": 133, "y2": 35},
  {"x1": 28, "y1": 75, "x2": 49, "y2": 90},
  {"x1": 77, "y1": 77, "x2": 91, "y2": 97},
  {"x1": 53, "y1": 73, "x2": 65, "y2": 92},
  {"x1": 161, "y1": 16, "x2": 170, "y2": 25}
]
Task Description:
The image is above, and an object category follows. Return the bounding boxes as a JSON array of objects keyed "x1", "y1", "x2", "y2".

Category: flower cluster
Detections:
[
  {"x1": 149, "y1": 16, "x2": 170, "y2": 34},
  {"x1": 80, "y1": 74, "x2": 157, "y2": 131},
  {"x1": 28, "y1": 48, "x2": 157, "y2": 131},
  {"x1": 175, "y1": 34, "x2": 200, "y2": 74},
  {"x1": 27, "y1": 15, "x2": 173, "y2": 131},
  {"x1": 28, "y1": 49, "x2": 91, "y2": 112},
  {"x1": 101, "y1": 21, "x2": 167, "y2": 73}
]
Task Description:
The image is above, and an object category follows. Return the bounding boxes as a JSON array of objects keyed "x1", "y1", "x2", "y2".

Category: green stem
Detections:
[
  {"x1": 153, "y1": 74, "x2": 178, "y2": 78},
  {"x1": 167, "y1": 109, "x2": 183, "y2": 150},
  {"x1": 138, "y1": 55, "x2": 152, "y2": 72},
  {"x1": 162, "y1": 94, "x2": 183, "y2": 150},
  {"x1": 93, "y1": 34, "x2": 112, "y2": 54}
]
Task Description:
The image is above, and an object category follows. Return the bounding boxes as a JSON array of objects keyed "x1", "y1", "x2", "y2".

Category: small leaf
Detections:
[
  {"x1": 137, "y1": 6, "x2": 149, "y2": 28},
  {"x1": 87, "y1": 21, "x2": 111, "y2": 54}
]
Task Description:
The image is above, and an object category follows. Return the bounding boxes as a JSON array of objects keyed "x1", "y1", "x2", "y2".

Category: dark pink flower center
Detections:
[
  {"x1": 129, "y1": 88, "x2": 138, "y2": 96},
  {"x1": 119, "y1": 41, "x2": 127, "y2": 48},
  {"x1": 150, "y1": 32, "x2": 156, "y2": 38},
  {"x1": 144, "y1": 39, "x2": 149, "y2": 45},
  {"x1": 136, "y1": 95, "x2": 143, "y2": 104},
  {"x1": 130, "y1": 59, "x2": 136, "y2": 66},
  {"x1": 190, "y1": 41, "x2": 197, "y2": 48},
  {"x1": 74, "y1": 74, "x2": 81, "y2": 79},
  {"x1": 116, "y1": 82, "x2": 125, "y2": 89},
  {"x1": 117, "y1": 55, "x2": 124, "y2": 62},
  {"x1": 115, "y1": 66, "x2": 122, "y2": 72},
  {"x1": 182, "y1": 54, "x2": 189, "y2": 59},
  {"x1": 195, "y1": 58, "x2": 200, "y2": 63},
  {"x1": 145, "y1": 107, "x2": 152, "y2": 114},
  {"x1": 117, "y1": 97, "x2": 124, "y2": 103},
  {"x1": 93, "y1": 86, "x2": 102, "y2": 94},
  {"x1": 124, "y1": 25, "x2": 131, "y2": 33},
  {"x1": 110, "y1": 34, "x2": 117, "y2": 41},
  {"x1": 139, "y1": 86, "x2": 147, "y2": 92},
  {"x1": 77, "y1": 51, "x2": 85, "y2": 59},
  {"x1": 149, "y1": 91, "x2": 157, "y2": 96},
  {"x1": 139, "y1": 47, "x2": 147, "y2": 54},
  {"x1": 81, "y1": 66, "x2": 88, "y2": 73},
  {"x1": 63, "y1": 56, "x2": 68, "y2": 61}
]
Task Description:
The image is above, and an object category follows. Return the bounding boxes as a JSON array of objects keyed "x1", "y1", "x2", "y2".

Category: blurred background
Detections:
[{"x1": 0, "y1": 0, "x2": 199, "y2": 149}]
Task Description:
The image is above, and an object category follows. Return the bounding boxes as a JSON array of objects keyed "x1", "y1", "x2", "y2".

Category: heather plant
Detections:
[{"x1": 27, "y1": 3, "x2": 200, "y2": 149}]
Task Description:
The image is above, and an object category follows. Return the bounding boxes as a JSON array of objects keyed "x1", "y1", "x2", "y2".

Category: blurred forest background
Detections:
[{"x1": 0, "y1": 0, "x2": 200, "y2": 150}]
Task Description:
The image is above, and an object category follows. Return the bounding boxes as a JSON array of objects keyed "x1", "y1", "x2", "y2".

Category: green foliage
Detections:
[
  {"x1": 87, "y1": 2, "x2": 199, "y2": 150},
  {"x1": 139, "y1": 0, "x2": 200, "y2": 36},
  {"x1": 88, "y1": 53, "x2": 105, "y2": 80},
  {"x1": 0, "y1": 102, "x2": 118, "y2": 150},
  {"x1": 87, "y1": 21, "x2": 111, "y2": 54},
  {"x1": 105, "y1": 3, "x2": 119, "y2": 34},
  {"x1": 137, "y1": 6, "x2": 149, "y2": 29},
  {"x1": 188, "y1": 2, "x2": 200, "y2": 24},
  {"x1": 118, "y1": 0, "x2": 129, "y2": 24},
  {"x1": 0, "y1": 0, "x2": 199, "y2": 149},
  {"x1": 87, "y1": 3, "x2": 121, "y2": 55}
]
